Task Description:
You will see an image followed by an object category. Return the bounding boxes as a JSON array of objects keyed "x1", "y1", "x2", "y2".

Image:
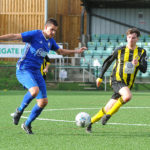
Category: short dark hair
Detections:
[
  {"x1": 45, "y1": 18, "x2": 58, "y2": 26},
  {"x1": 126, "y1": 28, "x2": 141, "y2": 37}
]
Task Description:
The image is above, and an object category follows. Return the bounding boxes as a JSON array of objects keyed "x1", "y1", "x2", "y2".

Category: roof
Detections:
[{"x1": 80, "y1": 0, "x2": 150, "y2": 8}]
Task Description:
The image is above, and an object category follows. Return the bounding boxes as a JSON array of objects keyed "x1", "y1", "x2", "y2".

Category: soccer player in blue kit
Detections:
[{"x1": 0, "y1": 18, "x2": 87, "y2": 134}]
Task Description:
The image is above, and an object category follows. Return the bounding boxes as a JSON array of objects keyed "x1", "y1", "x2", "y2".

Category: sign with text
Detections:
[
  {"x1": 0, "y1": 44, "x2": 62, "y2": 58},
  {"x1": 0, "y1": 44, "x2": 24, "y2": 58}
]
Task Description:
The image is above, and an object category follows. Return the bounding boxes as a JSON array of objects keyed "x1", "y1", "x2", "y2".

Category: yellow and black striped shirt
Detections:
[
  {"x1": 41, "y1": 55, "x2": 50, "y2": 77},
  {"x1": 99, "y1": 46, "x2": 147, "y2": 89}
]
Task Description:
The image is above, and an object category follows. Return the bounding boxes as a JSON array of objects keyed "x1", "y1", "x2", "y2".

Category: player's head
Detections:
[
  {"x1": 45, "y1": 18, "x2": 58, "y2": 27},
  {"x1": 126, "y1": 28, "x2": 140, "y2": 37},
  {"x1": 126, "y1": 28, "x2": 140, "y2": 46},
  {"x1": 43, "y1": 18, "x2": 58, "y2": 39}
]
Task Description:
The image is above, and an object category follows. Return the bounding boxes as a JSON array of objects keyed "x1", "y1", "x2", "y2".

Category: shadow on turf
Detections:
[
  {"x1": 34, "y1": 127, "x2": 150, "y2": 138},
  {"x1": 34, "y1": 131, "x2": 150, "y2": 138},
  {"x1": 92, "y1": 131, "x2": 150, "y2": 138}
]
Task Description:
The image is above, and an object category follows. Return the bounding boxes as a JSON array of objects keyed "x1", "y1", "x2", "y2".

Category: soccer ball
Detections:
[{"x1": 75, "y1": 112, "x2": 91, "y2": 127}]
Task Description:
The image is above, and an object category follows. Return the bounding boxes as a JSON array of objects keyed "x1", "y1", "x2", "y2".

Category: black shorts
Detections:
[
  {"x1": 111, "y1": 81, "x2": 127, "y2": 99},
  {"x1": 43, "y1": 75, "x2": 46, "y2": 80}
]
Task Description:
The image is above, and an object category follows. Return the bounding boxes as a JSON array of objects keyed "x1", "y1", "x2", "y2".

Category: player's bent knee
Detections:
[
  {"x1": 29, "y1": 87, "x2": 39, "y2": 97},
  {"x1": 123, "y1": 94, "x2": 132, "y2": 103},
  {"x1": 37, "y1": 98, "x2": 48, "y2": 108}
]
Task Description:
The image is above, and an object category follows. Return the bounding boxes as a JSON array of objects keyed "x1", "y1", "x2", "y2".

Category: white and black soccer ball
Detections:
[{"x1": 75, "y1": 112, "x2": 91, "y2": 127}]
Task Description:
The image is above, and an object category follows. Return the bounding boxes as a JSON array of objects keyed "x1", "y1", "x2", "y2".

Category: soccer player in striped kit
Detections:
[
  {"x1": 41, "y1": 55, "x2": 51, "y2": 80},
  {"x1": 86, "y1": 28, "x2": 147, "y2": 133}
]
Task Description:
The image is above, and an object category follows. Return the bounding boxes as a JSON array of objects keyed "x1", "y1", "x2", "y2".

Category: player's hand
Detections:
[
  {"x1": 76, "y1": 47, "x2": 87, "y2": 53},
  {"x1": 132, "y1": 57, "x2": 139, "y2": 66},
  {"x1": 96, "y1": 78, "x2": 103, "y2": 87},
  {"x1": 43, "y1": 68, "x2": 48, "y2": 73}
]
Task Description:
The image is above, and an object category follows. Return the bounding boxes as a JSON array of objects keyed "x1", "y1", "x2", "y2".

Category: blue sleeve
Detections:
[
  {"x1": 51, "y1": 38, "x2": 60, "y2": 51},
  {"x1": 21, "y1": 30, "x2": 38, "y2": 43}
]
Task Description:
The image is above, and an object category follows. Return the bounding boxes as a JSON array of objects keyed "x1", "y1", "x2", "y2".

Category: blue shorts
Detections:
[{"x1": 16, "y1": 69, "x2": 47, "y2": 99}]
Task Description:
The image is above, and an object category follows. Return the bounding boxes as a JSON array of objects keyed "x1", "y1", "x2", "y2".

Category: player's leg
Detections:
[
  {"x1": 101, "y1": 97, "x2": 123, "y2": 125},
  {"x1": 16, "y1": 69, "x2": 40, "y2": 112},
  {"x1": 22, "y1": 98, "x2": 48, "y2": 134},
  {"x1": 18, "y1": 87, "x2": 39, "y2": 112},
  {"x1": 86, "y1": 98, "x2": 117, "y2": 133},
  {"x1": 101, "y1": 86, "x2": 132, "y2": 125},
  {"x1": 106, "y1": 86, "x2": 131, "y2": 116},
  {"x1": 22, "y1": 72, "x2": 48, "y2": 134},
  {"x1": 25, "y1": 98, "x2": 48, "y2": 125},
  {"x1": 119, "y1": 86, "x2": 132, "y2": 103},
  {"x1": 86, "y1": 82, "x2": 131, "y2": 133},
  {"x1": 86, "y1": 107, "x2": 106, "y2": 133},
  {"x1": 91, "y1": 98, "x2": 119, "y2": 123},
  {"x1": 86, "y1": 82, "x2": 122, "y2": 133},
  {"x1": 13, "y1": 69, "x2": 39, "y2": 125}
]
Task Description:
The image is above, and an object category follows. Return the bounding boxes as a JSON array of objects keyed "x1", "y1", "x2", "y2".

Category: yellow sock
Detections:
[
  {"x1": 91, "y1": 108, "x2": 106, "y2": 124},
  {"x1": 107, "y1": 97, "x2": 124, "y2": 116}
]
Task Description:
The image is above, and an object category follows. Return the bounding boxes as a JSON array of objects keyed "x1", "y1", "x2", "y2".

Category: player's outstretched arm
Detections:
[
  {"x1": 57, "y1": 47, "x2": 87, "y2": 55},
  {"x1": 96, "y1": 49, "x2": 117, "y2": 88},
  {"x1": 0, "y1": 34, "x2": 22, "y2": 41}
]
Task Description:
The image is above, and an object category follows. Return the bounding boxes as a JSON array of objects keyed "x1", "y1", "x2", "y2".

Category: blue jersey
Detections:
[{"x1": 17, "y1": 30, "x2": 59, "y2": 70}]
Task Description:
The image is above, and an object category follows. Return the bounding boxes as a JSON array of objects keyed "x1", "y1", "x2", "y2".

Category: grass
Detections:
[{"x1": 0, "y1": 90, "x2": 150, "y2": 150}]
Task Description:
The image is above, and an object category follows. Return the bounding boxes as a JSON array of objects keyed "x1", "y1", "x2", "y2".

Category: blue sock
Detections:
[
  {"x1": 25, "y1": 104, "x2": 43, "y2": 126},
  {"x1": 18, "y1": 91, "x2": 34, "y2": 112}
]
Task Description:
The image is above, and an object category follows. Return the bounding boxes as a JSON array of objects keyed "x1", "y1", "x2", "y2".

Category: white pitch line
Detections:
[
  {"x1": 23, "y1": 108, "x2": 99, "y2": 113},
  {"x1": 21, "y1": 116, "x2": 75, "y2": 123},
  {"x1": 22, "y1": 106, "x2": 150, "y2": 113},
  {"x1": 20, "y1": 116, "x2": 150, "y2": 127},
  {"x1": 11, "y1": 107, "x2": 150, "y2": 127},
  {"x1": 121, "y1": 106, "x2": 150, "y2": 109},
  {"x1": 108, "y1": 122, "x2": 150, "y2": 127}
]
